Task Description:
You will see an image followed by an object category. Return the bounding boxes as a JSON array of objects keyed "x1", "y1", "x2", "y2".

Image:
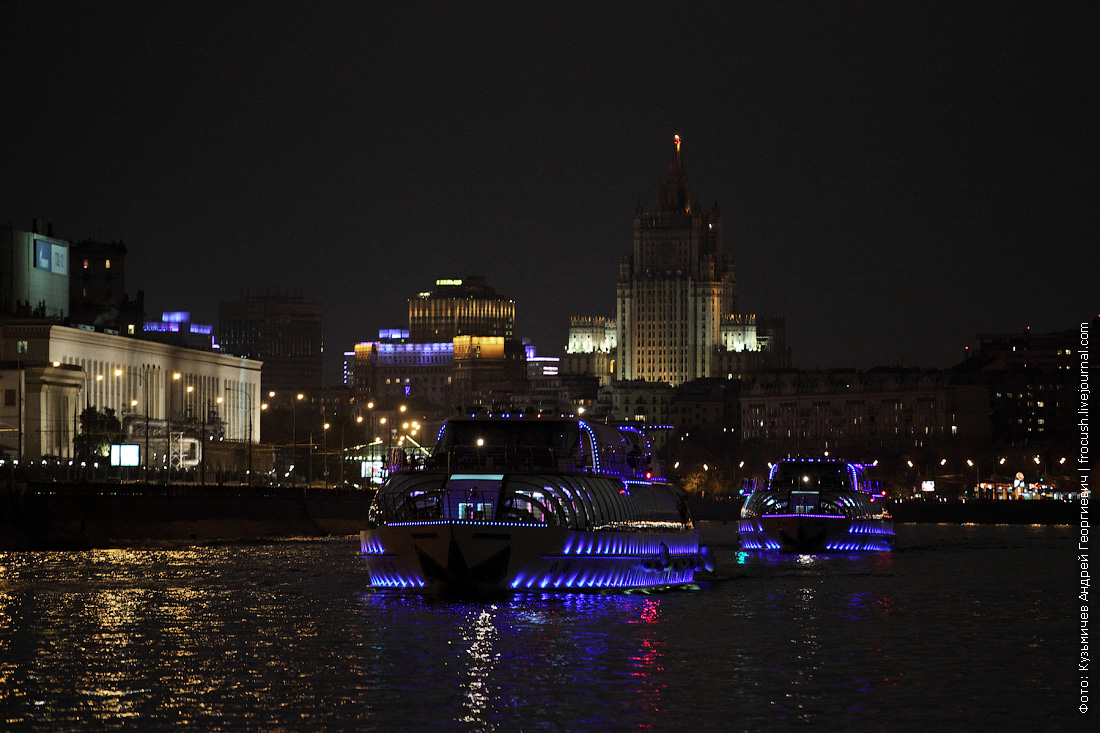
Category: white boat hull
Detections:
[
  {"x1": 362, "y1": 522, "x2": 704, "y2": 592},
  {"x1": 738, "y1": 515, "x2": 894, "y2": 552}
]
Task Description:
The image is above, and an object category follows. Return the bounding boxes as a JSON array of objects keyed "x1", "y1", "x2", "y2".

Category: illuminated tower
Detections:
[
  {"x1": 408, "y1": 276, "x2": 514, "y2": 342},
  {"x1": 616, "y1": 136, "x2": 737, "y2": 386}
]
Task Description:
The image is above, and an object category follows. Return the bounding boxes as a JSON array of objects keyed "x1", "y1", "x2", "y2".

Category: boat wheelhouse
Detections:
[
  {"x1": 361, "y1": 417, "x2": 712, "y2": 593},
  {"x1": 738, "y1": 459, "x2": 893, "y2": 552}
]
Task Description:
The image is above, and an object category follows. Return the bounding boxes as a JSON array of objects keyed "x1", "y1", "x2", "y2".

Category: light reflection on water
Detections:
[{"x1": 0, "y1": 525, "x2": 1078, "y2": 731}]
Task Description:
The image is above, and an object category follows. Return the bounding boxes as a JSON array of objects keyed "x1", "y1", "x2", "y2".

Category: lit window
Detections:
[{"x1": 105, "y1": 260, "x2": 111, "y2": 269}]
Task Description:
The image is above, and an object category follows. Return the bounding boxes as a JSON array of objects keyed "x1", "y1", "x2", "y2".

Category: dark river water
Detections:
[{"x1": 0, "y1": 523, "x2": 1079, "y2": 731}]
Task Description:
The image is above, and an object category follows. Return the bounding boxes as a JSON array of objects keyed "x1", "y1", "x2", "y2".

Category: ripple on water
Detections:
[{"x1": 0, "y1": 527, "x2": 1077, "y2": 731}]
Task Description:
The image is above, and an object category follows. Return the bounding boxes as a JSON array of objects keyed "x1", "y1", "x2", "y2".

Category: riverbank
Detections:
[
  {"x1": 1, "y1": 481, "x2": 373, "y2": 550},
  {"x1": 2, "y1": 483, "x2": 1076, "y2": 551},
  {"x1": 684, "y1": 495, "x2": 1075, "y2": 525}
]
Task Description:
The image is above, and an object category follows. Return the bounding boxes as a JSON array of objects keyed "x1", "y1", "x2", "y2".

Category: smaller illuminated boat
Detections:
[
  {"x1": 738, "y1": 459, "x2": 893, "y2": 552},
  {"x1": 360, "y1": 416, "x2": 714, "y2": 593}
]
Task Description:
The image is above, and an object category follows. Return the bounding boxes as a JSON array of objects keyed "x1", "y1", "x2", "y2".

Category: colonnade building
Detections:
[{"x1": 0, "y1": 322, "x2": 262, "y2": 465}]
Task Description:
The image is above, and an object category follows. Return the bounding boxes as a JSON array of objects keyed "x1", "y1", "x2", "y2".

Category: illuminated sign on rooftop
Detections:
[
  {"x1": 33, "y1": 238, "x2": 68, "y2": 275},
  {"x1": 379, "y1": 329, "x2": 410, "y2": 339}
]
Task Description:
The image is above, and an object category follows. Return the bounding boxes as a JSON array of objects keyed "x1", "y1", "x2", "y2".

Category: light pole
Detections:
[
  {"x1": 201, "y1": 396, "x2": 223, "y2": 485},
  {"x1": 226, "y1": 384, "x2": 254, "y2": 485},
  {"x1": 379, "y1": 416, "x2": 389, "y2": 479},
  {"x1": 75, "y1": 372, "x2": 104, "y2": 475},
  {"x1": 355, "y1": 415, "x2": 364, "y2": 487},
  {"x1": 323, "y1": 421, "x2": 331, "y2": 488},
  {"x1": 364, "y1": 401, "x2": 376, "y2": 485},
  {"x1": 966, "y1": 459, "x2": 979, "y2": 498},
  {"x1": 292, "y1": 392, "x2": 304, "y2": 487},
  {"x1": 166, "y1": 372, "x2": 183, "y2": 480},
  {"x1": 118, "y1": 367, "x2": 150, "y2": 482}
]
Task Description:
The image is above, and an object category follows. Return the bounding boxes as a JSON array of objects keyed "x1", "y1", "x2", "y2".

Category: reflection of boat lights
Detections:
[{"x1": 459, "y1": 607, "x2": 499, "y2": 726}]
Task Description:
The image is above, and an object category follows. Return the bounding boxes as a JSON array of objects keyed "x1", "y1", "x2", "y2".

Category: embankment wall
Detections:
[{"x1": 1, "y1": 482, "x2": 373, "y2": 550}]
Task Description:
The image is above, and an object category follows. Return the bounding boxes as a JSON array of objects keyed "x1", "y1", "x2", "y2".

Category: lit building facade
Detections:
[
  {"x1": 615, "y1": 137, "x2": 774, "y2": 387},
  {"x1": 354, "y1": 334, "x2": 455, "y2": 405},
  {"x1": 408, "y1": 276, "x2": 514, "y2": 342},
  {"x1": 961, "y1": 328, "x2": 1077, "y2": 448},
  {"x1": 739, "y1": 371, "x2": 990, "y2": 453},
  {"x1": 356, "y1": 278, "x2": 528, "y2": 411},
  {"x1": 1, "y1": 222, "x2": 70, "y2": 320},
  {"x1": 0, "y1": 322, "x2": 262, "y2": 463},
  {"x1": 143, "y1": 311, "x2": 215, "y2": 350},
  {"x1": 451, "y1": 335, "x2": 528, "y2": 407},
  {"x1": 564, "y1": 317, "x2": 617, "y2": 386}
]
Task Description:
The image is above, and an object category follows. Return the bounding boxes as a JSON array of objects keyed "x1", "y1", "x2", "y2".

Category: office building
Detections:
[
  {"x1": 1, "y1": 221, "x2": 70, "y2": 321},
  {"x1": 219, "y1": 289, "x2": 323, "y2": 397},
  {"x1": 408, "y1": 276, "x2": 514, "y2": 342}
]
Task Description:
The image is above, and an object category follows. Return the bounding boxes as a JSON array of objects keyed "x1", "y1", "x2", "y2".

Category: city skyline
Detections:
[{"x1": 2, "y1": 4, "x2": 1093, "y2": 382}]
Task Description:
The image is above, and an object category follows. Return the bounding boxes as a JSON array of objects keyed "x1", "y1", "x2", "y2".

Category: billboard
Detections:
[
  {"x1": 33, "y1": 238, "x2": 68, "y2": 275},
  {"x1": 110, "y1": 444, "x2": 141, "y2": 467}
]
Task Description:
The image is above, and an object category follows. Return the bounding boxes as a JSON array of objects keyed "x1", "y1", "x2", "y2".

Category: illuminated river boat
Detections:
[
  {"x1": 738, "y1": 459, "x2": 893, "y2": 552},
  {"x1": 360, "y1": 416, "x2": 714, "y2": 593}
]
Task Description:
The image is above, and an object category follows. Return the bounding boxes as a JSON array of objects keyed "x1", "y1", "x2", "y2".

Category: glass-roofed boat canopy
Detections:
[
  {"x1": 427, "y1": 418, "x2": 662, "y2": 481},
  {"x1": 368, "y1": 418, "x2": 685, "y2": 532}
]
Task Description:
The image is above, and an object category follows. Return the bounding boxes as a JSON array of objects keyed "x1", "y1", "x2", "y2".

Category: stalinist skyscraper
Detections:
[{"x1": 616, "y1": 136, "x2": 738, "y2": 386}]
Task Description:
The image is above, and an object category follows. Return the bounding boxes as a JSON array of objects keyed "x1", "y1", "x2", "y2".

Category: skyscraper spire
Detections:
[{"x1": 657, "y1": 134, "x2": 691, "y2": 214}]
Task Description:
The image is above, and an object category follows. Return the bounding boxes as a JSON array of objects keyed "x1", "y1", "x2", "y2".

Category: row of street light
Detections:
[{"x1": 73, "y1": 366, "x2": 264, "y2": 483}]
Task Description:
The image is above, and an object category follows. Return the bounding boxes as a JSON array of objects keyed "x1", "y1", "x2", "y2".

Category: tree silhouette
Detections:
[{"x1": 74, "y1": 406, "x2": 124, "y2": 462}]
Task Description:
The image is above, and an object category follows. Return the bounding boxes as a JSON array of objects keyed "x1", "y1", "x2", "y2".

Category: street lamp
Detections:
[
  {"x1": 354, "y1": 416, "x2": 364, "y2": 486},
  {"x1": 75, "y1": 372, "x2": 105, "y2": 473},
  {"x1": 118, "y1": 368, "x2": 150, "y2": 481},
  {"x1": 201, "y1": 396, "x2": 223, "y2": 485},
  {"x1": 323, "y1": 421, "x2": 331, "y2": 488},
  {"x1": 225, "y1": 384, "x2": 254, "y2": 485},
  {"x1": 292, "y1": 392, "x2": 305, "y2": 487},
  {"x1": 380, "y1": 416, "x2": 389, "y2": 479},
  {"x1": 166, "y1": 372, "x2": 183, "y2": 479}
]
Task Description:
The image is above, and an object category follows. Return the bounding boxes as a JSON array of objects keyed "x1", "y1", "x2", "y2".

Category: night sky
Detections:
[{"x1": 2, "y1": 3, "x2": 1093, "y2": 382}]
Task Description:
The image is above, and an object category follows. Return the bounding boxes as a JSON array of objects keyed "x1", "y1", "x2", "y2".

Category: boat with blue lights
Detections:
[
  {"x1": 360, "y1": 416, "x2": 714, "y2": 593},
  {"x1": 738, "y1": 459, "x2": 893, "y2": 552}
]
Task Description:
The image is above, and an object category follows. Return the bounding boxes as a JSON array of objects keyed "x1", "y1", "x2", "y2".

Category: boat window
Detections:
[
  {"x1": 772, "y1": 462, "x2": 850, "y2": 490},
  {"x1": 498, "y1": 488, "x2": 552, "y2": 525},
  {"x1": 443, "y1": 477, "x2": 504, "y2": 521},
  {"x1": 790, "y1": 491, "x2": 820, "y2": 514},
  {"x1": 370, "y1": 474, "x2": 448, "y2": 523}
]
